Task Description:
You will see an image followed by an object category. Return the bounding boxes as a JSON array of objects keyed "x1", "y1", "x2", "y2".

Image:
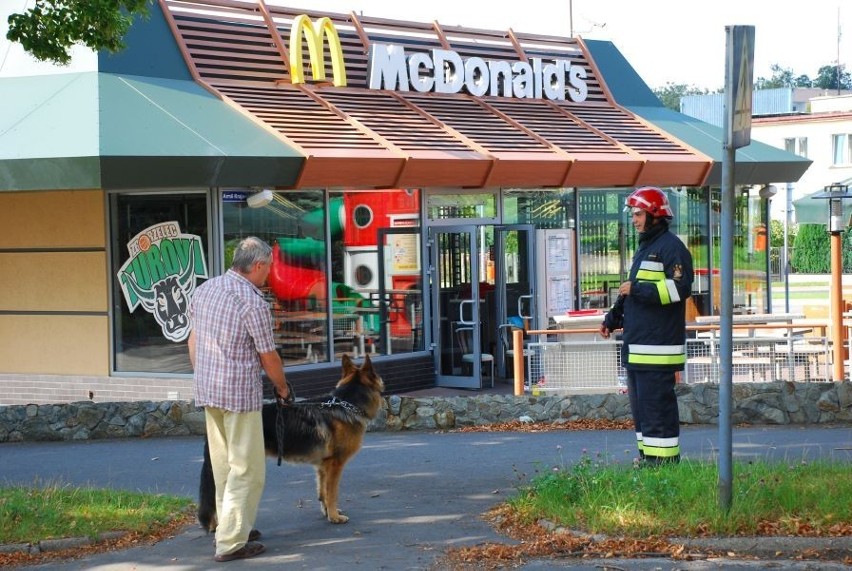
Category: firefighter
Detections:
[{"x1": 599, "y1": 187, "x2": 694, "y2": 465}]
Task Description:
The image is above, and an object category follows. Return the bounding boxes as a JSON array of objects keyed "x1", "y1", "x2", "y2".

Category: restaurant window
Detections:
[
  {"x1": 111, "y1": 192, "x2": 209, "y2": 374},
  {"x1": 223, "y1": 189, "x2": 330, "y2": 366},
  {"x1": 577, "y1": 188, "x2": 630, "y2": 309},
  {"x1": 682, "y1": 187, "x2": 712, "y2": 316},
  {"x1": 577, "y1": 187, "x2": 712, "y2": 314},
  {"x1": 705, "y1": 186, "x2": 769, "y2": 315},
  {"x1": 426, "y1": 192, "x2": 497, "y2": 220},
  {"x1": 501, "y1": 188, "x2": 576, "y2": 228},
  {"x1": 329, "y1": 189, "x2": 424, "y2": 356}
]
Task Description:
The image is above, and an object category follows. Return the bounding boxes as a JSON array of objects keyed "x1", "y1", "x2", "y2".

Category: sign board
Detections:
[
  {"x1": 117, "y1": 222, "x2": 208, "y2": 342},
  {"x1": 725, "y1": 26, "x2": 755, "y2": 149},
  {"x1": 288, "y1": 14, "x2": 589, "y2": 102}
]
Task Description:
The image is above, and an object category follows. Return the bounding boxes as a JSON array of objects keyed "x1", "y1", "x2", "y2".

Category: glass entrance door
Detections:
[
  {"x1": 430, "y1": 226, "x2": 486, "y2": 388},
  {"x1": 494, "y1": 225, "x2": 537, "y2": 378}
]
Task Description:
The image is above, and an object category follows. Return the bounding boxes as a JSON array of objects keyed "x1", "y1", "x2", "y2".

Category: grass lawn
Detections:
[{"x1": 0, "y1": 484, "x2": 193, "y2": 544}]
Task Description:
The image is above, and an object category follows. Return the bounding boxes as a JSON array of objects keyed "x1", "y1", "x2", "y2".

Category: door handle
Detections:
[
  {"x1": 458, "y1": 299, "x2": 475, "y2": 325},
  {"x1": 518, "y1": 294, "x2": 533, "y2": 320}
]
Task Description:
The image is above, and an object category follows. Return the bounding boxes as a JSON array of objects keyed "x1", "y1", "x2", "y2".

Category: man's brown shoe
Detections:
[
  {"x1": 211, "y1": 529, "x2": 261, "y2": 546},
  {"x1": 214, "y1": 541, "x2": 265, "y2": 562}
]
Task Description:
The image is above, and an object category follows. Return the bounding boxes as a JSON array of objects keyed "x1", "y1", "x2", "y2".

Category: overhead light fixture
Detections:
[{"x1": 247, "y1": 189, "x2": 274, "y2": 208}]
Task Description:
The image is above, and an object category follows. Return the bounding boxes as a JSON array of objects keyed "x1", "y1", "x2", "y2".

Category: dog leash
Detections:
[{"x1": 275, "y1": 381, "x2": 295, "y2": 466}]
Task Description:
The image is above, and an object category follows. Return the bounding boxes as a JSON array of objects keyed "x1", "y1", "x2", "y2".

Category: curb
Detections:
[
  {"x1": 539, "y1": 520, "x2": 852, "y2": 560},
  {"x1": 0, "y1": 531, "x2": 129, "y2": 555},
  {"x1": 675, "y1": 536, "x2": 852, "y2": 559}
]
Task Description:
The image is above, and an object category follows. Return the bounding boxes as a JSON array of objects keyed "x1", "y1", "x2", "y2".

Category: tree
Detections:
[
  {"x1": 652, "y1": 83, "x2": 709, "y2": 111},
  {"x1": 755, "y1": 64, "x2": 794, "y2": 89},
  {"x1": 791, "y1": 224, "x2": 830, "y2": 273},
  {"x1": 769, "y1": 219, "x2": 796, "y2": 248},
  {"x1": 794, "y1": 74, "x2": 813, "y2": 88},
  {"x1": 6, "y1": 0, "x2": 150, "y2": 65},
  {"x1": 754, "y1": 64, "x2": 812, "y2": 90},
  {"x1": 813, "y1": 64, "x2": 852, "y2": 91}
]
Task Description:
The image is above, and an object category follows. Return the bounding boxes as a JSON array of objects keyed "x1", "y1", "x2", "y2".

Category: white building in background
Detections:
[
  {"x1": 681, "y1": 88, "x2": 852, "y2": 221},
  {"x1": 752, "y1": 95, "x2": 852, "y2": 222}
]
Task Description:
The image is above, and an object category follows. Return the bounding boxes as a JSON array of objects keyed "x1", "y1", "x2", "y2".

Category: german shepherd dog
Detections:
[{"x1": 198, "y1": 354, "x2": 384, "y2": 530}]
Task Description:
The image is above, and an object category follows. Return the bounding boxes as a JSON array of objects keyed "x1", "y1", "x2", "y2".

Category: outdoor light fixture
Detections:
[
  {"x1": 758, "y1": 184, "x2": 777, "y2": 199},
  {"x1": 811, "y1": 183, "x2": 852, "y2": 233},
  {"x1": 247, "y1": 189, "x2": 274, "y2": 208},
  {"x1": 809, "y1": 182, "x2": 852, "y2": 382}
]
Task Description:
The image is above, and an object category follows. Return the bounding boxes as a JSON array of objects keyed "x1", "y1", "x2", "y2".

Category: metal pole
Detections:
[
  {"x1": 765, "y1": 196, "x2": 771, "y2": 313},
  {"x1": 718, "y1": 24, "x2": 750, "y2": 512},
  {"x1": 784, "y1": 183, "x2": 792, "y2": 313},
  {"x1": 719, "y1": 139, "x2": 735, "y2": 512}
]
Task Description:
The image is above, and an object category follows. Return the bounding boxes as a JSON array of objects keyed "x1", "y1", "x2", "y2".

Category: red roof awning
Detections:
[{"x1": 160, "y1": 0, "x2": 711, "y2": 189}]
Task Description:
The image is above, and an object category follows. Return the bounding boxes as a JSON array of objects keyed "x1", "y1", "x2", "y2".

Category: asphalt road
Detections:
[{"x1": 2, "y1": 424, "x2": 851, "y2": 570}]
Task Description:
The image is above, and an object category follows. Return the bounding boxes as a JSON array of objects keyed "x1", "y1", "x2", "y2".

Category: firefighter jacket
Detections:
[{"x1": 603, "y1": 222, "x2": 694, "y2": 372}]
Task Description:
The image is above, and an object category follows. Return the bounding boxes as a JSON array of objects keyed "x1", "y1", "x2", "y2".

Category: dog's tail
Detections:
[{"x1": 198, "y1": 438, "x2": 217, "y2": 532}]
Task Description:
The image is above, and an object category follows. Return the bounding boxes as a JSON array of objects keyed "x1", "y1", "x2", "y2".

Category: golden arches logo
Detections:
[{"x1": 289, "y1": 15, "x2": 347, "y2": 87}]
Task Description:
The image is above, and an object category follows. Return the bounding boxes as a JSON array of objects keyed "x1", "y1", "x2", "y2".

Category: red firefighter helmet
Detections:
[{"x1": 625, "y1": 186, "x2": 673, "y2": 219}]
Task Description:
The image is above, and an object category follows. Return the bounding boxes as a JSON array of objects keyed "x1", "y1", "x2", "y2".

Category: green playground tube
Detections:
[{"x1": 301, "y1": 196, "x2": 344, "y2": 238}]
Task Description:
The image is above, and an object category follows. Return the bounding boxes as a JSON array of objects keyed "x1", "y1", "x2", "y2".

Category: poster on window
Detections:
[
  {"x1": 117, "y1": 221, "x2": 208, "y2": 342},
  {"x1": 390, "y1": 233, "x2": 420, "y2": 273}
]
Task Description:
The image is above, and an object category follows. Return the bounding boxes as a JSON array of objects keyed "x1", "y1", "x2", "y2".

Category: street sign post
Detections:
[{"x1": 720, "y1": 24, "x2": 755, "y2": 512}]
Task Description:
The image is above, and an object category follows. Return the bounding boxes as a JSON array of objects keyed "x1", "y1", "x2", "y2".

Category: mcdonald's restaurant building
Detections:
[{"x1": 0, "y1": 0, "x2": 810, "y2": 404}]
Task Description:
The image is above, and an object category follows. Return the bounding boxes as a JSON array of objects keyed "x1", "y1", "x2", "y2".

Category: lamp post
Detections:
[{"x1": 809, "y1": 183, "x2": 852, "y2": 382}]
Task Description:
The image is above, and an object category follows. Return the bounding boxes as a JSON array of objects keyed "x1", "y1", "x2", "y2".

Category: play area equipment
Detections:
[{"x1": 265, "y1": 193, "x2": 420, "y2": 347}]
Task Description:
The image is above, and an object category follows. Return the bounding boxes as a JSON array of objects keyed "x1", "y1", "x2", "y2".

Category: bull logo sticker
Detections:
[{"x1": 117, "y1": 221, "x2": 208, "y2": 342}]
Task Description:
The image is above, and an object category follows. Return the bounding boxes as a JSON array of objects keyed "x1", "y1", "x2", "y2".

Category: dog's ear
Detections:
[
  {"x1": 361, "y1": 353, "x2": 373, "y2": 374},
  {"x1": 341, "y1": 353, "x2": 354, "y2": 373}
]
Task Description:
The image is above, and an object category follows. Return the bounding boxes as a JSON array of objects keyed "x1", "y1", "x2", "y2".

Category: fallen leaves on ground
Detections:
[
  {"x1": 0, "y1": 510, "x2": 196, "y2": 568},
  {"x1": 436, "y1": 504, "x2": 852, "y2": 570},
  {"x1": 453, "y1": 418, "x2": 634, "y2": 433},
  {"x1": 435, "y1": 505, "x2": 695, "y2": 570}
]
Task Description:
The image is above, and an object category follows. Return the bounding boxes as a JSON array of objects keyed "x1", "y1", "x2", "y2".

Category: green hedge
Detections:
[{"x1": 791, "y1": 224, "x2": 852, "y2": 273}]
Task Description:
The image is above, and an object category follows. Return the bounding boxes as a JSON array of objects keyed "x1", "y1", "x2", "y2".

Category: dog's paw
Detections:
[{"x1": 328, "y1": 512, "x2": 349, "y2": 524}]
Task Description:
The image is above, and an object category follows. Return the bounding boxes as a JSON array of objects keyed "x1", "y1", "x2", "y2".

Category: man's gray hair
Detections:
[{"x1": 231, "y1": 237, "x2": 272, "y2": 273}]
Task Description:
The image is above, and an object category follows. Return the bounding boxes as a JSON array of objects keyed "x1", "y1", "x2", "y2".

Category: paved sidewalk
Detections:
[{"x1": 2, "y1": 425, "x2": 851, "y2": 570}]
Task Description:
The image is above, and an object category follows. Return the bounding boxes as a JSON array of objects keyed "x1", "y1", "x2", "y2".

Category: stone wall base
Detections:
[{"x1": 1, "y1": 382, "x2": 850, "y2": 442}]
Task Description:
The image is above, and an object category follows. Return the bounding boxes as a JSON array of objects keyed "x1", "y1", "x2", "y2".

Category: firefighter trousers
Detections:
[{"x1": 625, "y1": 369, "x2": 680, "y2": 460}]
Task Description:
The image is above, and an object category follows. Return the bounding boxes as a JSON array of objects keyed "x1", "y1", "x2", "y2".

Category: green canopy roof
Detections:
[
  {"x1": 584, "y1": 39, "x2": 812, "y2": 187},
  {"x1": 0, "y1": 72, "x2": 303, "y2": 191},
  {"x1": 793, "y1": 178, "x2": 852, "y2": 224}
]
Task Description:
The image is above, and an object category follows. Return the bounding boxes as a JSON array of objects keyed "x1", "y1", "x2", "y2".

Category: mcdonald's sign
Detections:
[{"x1": 289, "y1": 15, "x2": 347, "y2": 87}]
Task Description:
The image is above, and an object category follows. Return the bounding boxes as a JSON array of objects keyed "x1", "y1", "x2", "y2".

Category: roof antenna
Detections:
[
  {"x1": 837, "y1": 5, "x2": 842, "y2": 95},
  {"x1": 569, "y1": 0, "x2": 574, "y2": 37}
]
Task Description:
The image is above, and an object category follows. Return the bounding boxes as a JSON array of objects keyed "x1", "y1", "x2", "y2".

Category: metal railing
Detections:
[{"x1": 514, "y1": 320, "x2": 842, "y2": 394}]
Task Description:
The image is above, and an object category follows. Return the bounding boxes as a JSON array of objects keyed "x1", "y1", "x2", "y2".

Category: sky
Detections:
[{"x1": 1, "y1": 0, "x2": 849, "y2": 88}]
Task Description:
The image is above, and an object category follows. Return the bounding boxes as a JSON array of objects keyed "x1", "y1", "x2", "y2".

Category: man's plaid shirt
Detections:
[{"x1": 190, "y1": 269, "x2": 277, "y2": 412}]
